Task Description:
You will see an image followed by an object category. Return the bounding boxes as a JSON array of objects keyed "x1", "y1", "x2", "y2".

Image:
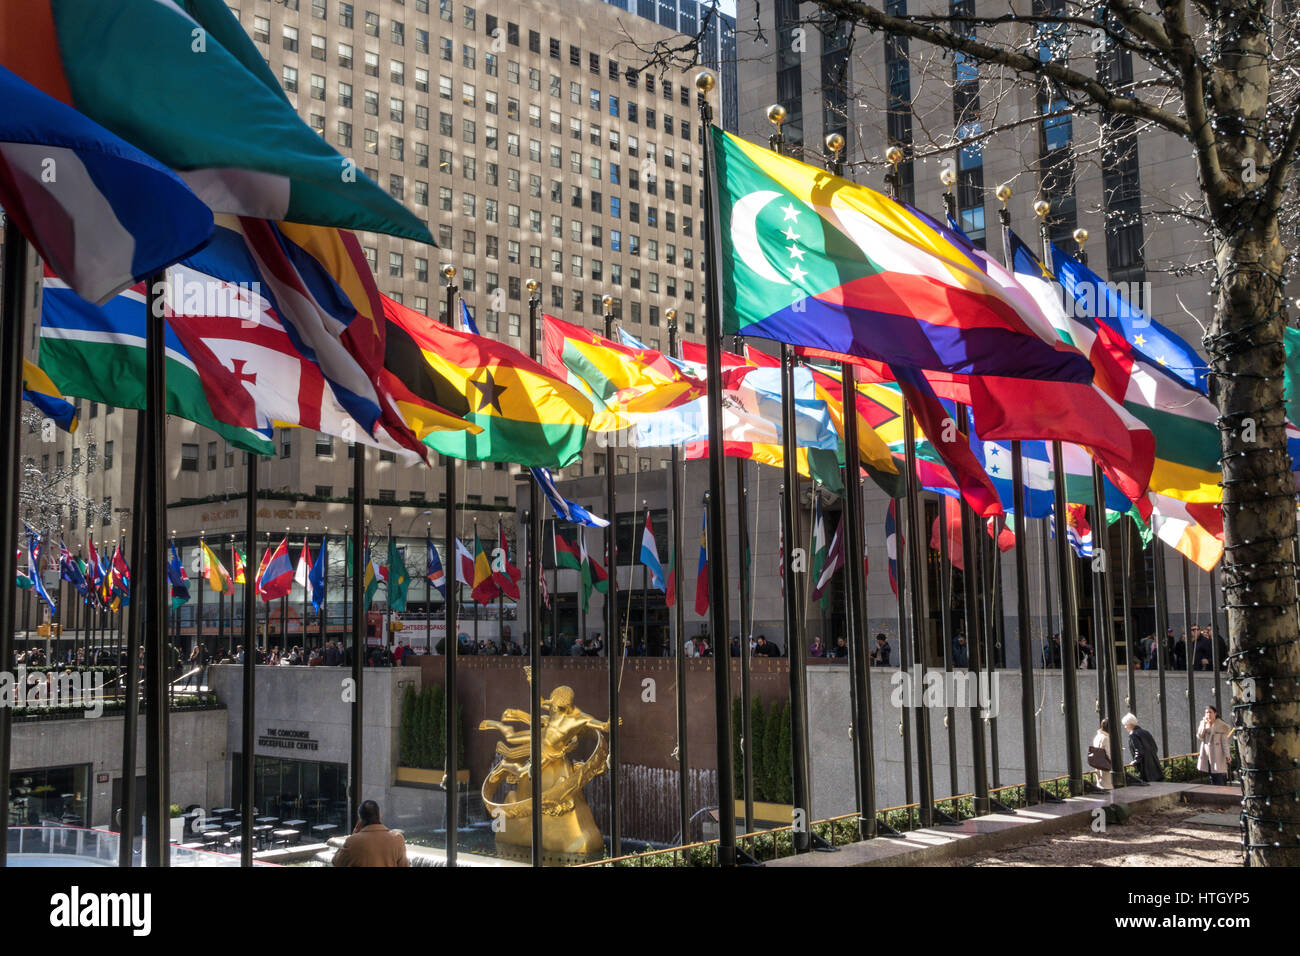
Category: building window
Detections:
[
  {"x1": 181, "y1": 444, "x2": 199, "y2": 472},
  {"x1": 316, "y1": 436, "x2": 334, "y2": 457}
]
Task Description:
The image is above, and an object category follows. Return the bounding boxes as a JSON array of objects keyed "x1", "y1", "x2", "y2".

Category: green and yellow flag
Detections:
[{"x1": 382, "y1": 296, "x2": 592, "y2": 467}]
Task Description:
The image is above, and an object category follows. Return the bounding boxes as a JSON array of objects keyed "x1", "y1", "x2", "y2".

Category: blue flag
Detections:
[
  {"x1": 530, "y1": 466, "x2": 609, "y2": 527},
  {"x1": 25, "y1": 527, "x2": 55, "y2": 614},
  {"x1": 59, "y1": 540, "x2": 87, "y2": 595},
  {"x1": 167, "y1": 540, "x2": 190, "y2": 605},
  {"x1": 426, "y1": 535, "x2": 446, "y2": 596},
  {"x1": 308, "y1": 537, "x2": 327, "y2": 612},
  {"x1": 460, "y1": 300, "x2": 480, "y2": 335},
  {"x1": 639, "y1": 512, "x2": 666, "y2": 593}
]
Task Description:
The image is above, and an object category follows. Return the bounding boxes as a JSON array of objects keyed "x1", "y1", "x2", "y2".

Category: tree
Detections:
[{"x1": 633, "y1": 0, "x2": 1300, "y2": 864}]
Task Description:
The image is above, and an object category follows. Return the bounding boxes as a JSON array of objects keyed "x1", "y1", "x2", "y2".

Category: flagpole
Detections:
[
  {"x1": 197, "y1": 533, "x2": 205, "y2": 671},
  {"x1": 120, "y1": 423, "x2": 147, "y2": 866},
  {"x1": 1181, "y1": 554, "x2": 1196, "y2": 753},
  {"x1": 994, "y1": 187, "x2": 1044, "y2": 805},
  {"x1": 385, "y1": 519, "x2": 393, "y2": 653},
  {"x1": 349, "y1": 441, "x2": 366, "y2": 833},
  {"x1": 240, "y1": 453, "x2": 258, "y2": 866},
  {"x1": 732, "y1": 337, "x2": 755, "y2": 837},
  {"x1": 697, "y1": 70, "x2": 737, "y2": 865},
  {"x1": 766, "y1": 104, "x2": 813, "y2": 853},
  {"x1": 425, "y1": 524, "x2": 431, "y2": 657},
  {"x1": 527, "y1": 278, "x2": 544, "y2": 867},
  {"x1": 302, "y1": 532, "x2": 309, "y2": 653},
  {"x1": 1153, "y1": 537, "x2": 1171, "y2": 754},
  {"x1": 1120, "y1": 518, "x2": 1137, "y2": 714},
  {"x1": 440, "y1": 265, "x2": 459, "y2": 868},
  {"x1": 321, "y1": 533, "x2": 328, "y2": 652},
  {"x1": 1033, "y1": 202, "x2": 1087, "y2": 796},
  {"x1": 600, "y1": 293, "x2": 622, "y2": 858},
  {"x1": 667, "y1": 312, "x2": 691, "y2": 846},
  {"x1": 824, "y1": 133, "x2": 880, "y2": 837},
  {"x1": 936, "y1": 496, "x2": 960, "y2": 797},
  {"x1": 1210, "y1": 564, "x2": 1223, "y2": 714},
  {"x1": 640, "y1": 503, "x2": 649, "y2": 657}
]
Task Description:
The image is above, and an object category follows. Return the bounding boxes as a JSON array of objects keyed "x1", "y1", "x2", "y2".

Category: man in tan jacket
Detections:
[{"x1": 332, "y1": 800, "x2": 410, "y2": 867}]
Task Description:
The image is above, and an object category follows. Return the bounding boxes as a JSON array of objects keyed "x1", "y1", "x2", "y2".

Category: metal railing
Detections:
[{"x1": 5, "y1": 825, "x2": 271, "y2": 866}]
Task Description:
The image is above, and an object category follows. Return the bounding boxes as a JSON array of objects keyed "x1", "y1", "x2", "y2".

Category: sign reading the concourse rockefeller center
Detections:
[{"x1": 257, "y1": 728, "x2": 320, "y2": 752}]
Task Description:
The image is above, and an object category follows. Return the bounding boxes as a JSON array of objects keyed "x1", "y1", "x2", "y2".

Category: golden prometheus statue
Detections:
[{"x1": 478, "y1": 668, "x2": 615, "y2": 860}]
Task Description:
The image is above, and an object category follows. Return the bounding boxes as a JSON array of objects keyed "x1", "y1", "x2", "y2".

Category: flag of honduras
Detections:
[{"x1": 0, "y1": 65, "x2": 212, "y2": 304}]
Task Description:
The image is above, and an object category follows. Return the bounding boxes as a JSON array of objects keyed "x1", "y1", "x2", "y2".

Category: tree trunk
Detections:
[{"x1": 1210, "y1": 214, "x2": 1300, "y2": 866}]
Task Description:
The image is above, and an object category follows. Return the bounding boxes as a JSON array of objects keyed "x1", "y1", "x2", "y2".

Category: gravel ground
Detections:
[{"x1": 955, "y1": 805, "x2": 1243, "y2": 867}]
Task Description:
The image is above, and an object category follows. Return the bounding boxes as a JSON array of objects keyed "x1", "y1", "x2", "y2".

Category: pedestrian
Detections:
[
  {"x1": 952, "y1": 632, "x2": 969, "y2": 668},
  {"x1": 1121, "y1": 713, "x2": 1164, "y2": 782},
  {"x1": 833, "y1": 636, "x2": 847, "y2": 659},
  {"x1": 809, "y1": 636, "x2": 824, "y2": 658},
  {"x1": 332, "y1": 800, "x2": 409, "y2": 867},
  {"x1": 1089, "y1": 718, "x2": 1113, "y2": 790},
  {"x1": 1193, "y1": 629, "x2": 1213, "y2": 671},
  {"x1": 871, "y1": 634, "x2": 891, "y2": 667},
  {"x1": 1197, "y1": 705, "x2": 1232, "y2": 785}
]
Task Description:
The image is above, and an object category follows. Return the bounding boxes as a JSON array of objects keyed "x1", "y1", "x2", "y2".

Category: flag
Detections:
[
  {"x1": 39, "y1": 271, "x2": 273, "y2": 454},
  {"x1": 712, "y1": 127, "x2": 1092, "y2": 384},
  {"x1": 86, "y1": 536, "x2": 101, "y2": 598},
  {"x1": 885, "y1": 500, "x2": 901, "y2": 597},
  {"x1": 555, "y1": 531, "x2": 583, "y2": 571},
  {"x1": 530, "y1": 466, "x2": 609, "y2": 527},
  {"x1": 544, "y1": 314, "x2": 704, "y2": 430},
  {"x1": 694, "y1": 511, "x2": 709, "y2": 616},
  {"x1": 589, "y1": 548, "x2": 610, "y2": 595},
  {"x1": 454, "y1": 538, "x2": 476, "y2": 590},
  {"x1": 60, "y1": 539, "x2": 88, "y2": 595},
  {"x1": 0, "y1": 63, "x2": 213, "y2": 304},
  {"x1": 929, "y1": 496, "x2": 966, "y2": 571},
  {"x1": 1150, "y1": 501, "x2": 1223, "y2": 572},
  {"x1": 460, "y1": 300, "x2": 481, "y2": 335},
  {"x1": 640, "y1": 512, "x2": 666, "y2": 593},
  {"x1": 111, "y1": 543, "x2": 131, "y2": 598},
  {"x1": 1051, "y1": 504, "x2": 1094, "y2": 559},
  {"x1": 257, "y1": 537, "x2": 294, "y2": 602},
  {"x1": 362, "y1": 535, "x2": 383, "y2": 610},
  {"x1": 1, "y1": 0, "x2": 432, "y2": 243},
  {"x1": 811, "y1": 501, "x2": 828, "y2": 607},
  {"x1": 493, "y1": 523, "x2": 521, "y2": 600},
  {"x1": 471, "y1": 532, "x2": 498, "y2": 605},
  {"x1": 294, "y1": 542, "x2": 313, "y2": 590},
  {"x1": 26, "y1": 527, "x2": 55, "y2": 613},
  {"x1": 426, "y1": 535, "x2": 446, "y2": 597},
  {"x1": 167, "y1": 540, "x2": 190, "y2": 609},
  {"x1": 22, "y1": 361, "x2": 78, "y2": 433},
  {"x1": 578, "y1": 532, "x2": 595, "y2": 614},
  {"x1": 383, "y1": 296, "x2": 592, "y2": 467},
  {"x1": 387, "y1": 535, "x2": 409, "y2": 612},
  {"x1": 232, "y1": 547, "x2": 247, "y2": 585},
  {"x1": 200, "y1": 540, "x2": 233, "y2": 594},
  {"x1": 811, "y1": 513, "x2": 845, "y2": 604},
  {"x1": 308, "y1": 538, "x2": 327, "y2": 613}
]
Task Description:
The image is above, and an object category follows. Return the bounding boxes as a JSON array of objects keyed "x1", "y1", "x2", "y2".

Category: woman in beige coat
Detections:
[
  {"x1": 1091, "y1": 718, "x2": 1113, "y2": 790},
  {"x1": 1197, "y1": 705, "x2": 1232, "y2": 785}
]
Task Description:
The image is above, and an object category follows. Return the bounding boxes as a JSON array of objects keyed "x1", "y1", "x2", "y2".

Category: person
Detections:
[
  {"x1": 1139, "y1": 633, "x2": 1156, "y2": 670},
  {"x1": 1122, "y1": 713, "x2": 1163, "y2": 782},
  {"x1": 871, "y1": 634, "x2": 891, "y2": 667},
  {"x1": 809, "y1": 636, "x2": 824, "y2": 659},
  {"x1": 754, "y1": 635, "x2": 775, "y2": 657},
  {"x1": 332, "y1": 800, "x2": 409, "y2": 867},
  {"x1": 1172, "y1": 632, "x2": 1188, "y2": 671},
  {"x1": 952, "y1": 633, "x2": 969, "y2": 668},
  {"x1": 1197, "y1": 705, "x2": 1232, "y2": 785},
  {"x1": 1194, "y1": 629, "x2": 1213, "y2": 671},
  {"x1": 1090, "y1": 718, "x2": 1114, "y2": 790},
  {"x1": 833, "y1": 636, "x2": 848, "y2": 659},
  {"x1": 570, "y1": 637, "x2": 585, "y2": 657},
  {"x1": 187, "y1": 643, "x2": 204, "y2": 690},
  {"x1": 1077, "y1": 635, "x2": 1095, "y2": 670}
]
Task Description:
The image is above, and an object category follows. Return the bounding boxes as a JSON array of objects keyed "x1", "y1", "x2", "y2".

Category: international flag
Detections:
[
  {"x1": 200, "y1": 540, "x2": 233, "y2": 594},
  {"x1": 111, "y1": 543, "x2": 131, "y2": 598},
  {"x1": 885, "y1": 501, "x2": 901, "y2": 597},
  {"x1": 308, "y1": 539, "x2": 327, "y2": 612},
  {"x1": 664, "y1": 539, "x2": 677, "y2": 608},
  {"x1": 578, "y1": 532, "x2": 596, "y2": 614},
  {"x1": 712, "y1": 127, "x2": 1092, "y2": 382},
  {"x1": 460, "y1": 300, "x2": 481, "y2": 335},
  {"x1": 1, "y1": 0, "x2": 431, "y2": 243},
  {"x1": 382, "y1": 296, "x2": 592, "y2": 467},
  {"x1": 22, "y1": 361, "x2": 78, "y2": 434},
  {"x1": 530, "y1": 466, "x2": 609, "y2": 527},
  {"x1": 362, "y1": 534, "x2": 383, "y2": 610},
  {"x1": 86, "y1": 536, "x2": 101, "y2": 598},
  {"x1": 59, "y1": 539, "x2": 88, "y2": 595},
  {"x1": 493, "y1": 523, "x2": 521, "y2": 601},
  {"x1": 544, "y1": 314, "x2": 704, "y2": 431},
  {"x1": 1051, "y1": 504, "x2": 1094, "y2": 559},
  {"x1": 694, "y1": 512, "x2": 709, "y2": 616},
  {"x1": 929, "y1": 496, "x2": 966, "y2": 571},
  {"x1": 294, "y1": 542, "x2": 313, "y2": 590},
  {"x1": 811, "y1": 501, "x2": 828, "y2": 607},
  {"x1": 39, "y1": 271, "x2": 272, "y2": 454},
  {"x1": 232, "y1": 547, "x2": 247, "y2": 585},
  {"x1": 25, "y1": 527, "x2": 55, "y2": 613},
  {"x1": 16, "y1": 547, "x2": 32, "y2": 591},
  {"x1": 471, "y1": 532, "x2": 498, "y2": 605},
  {"x1": 640, "y1": 512, "x2": 666, "y2": 593},
  {"x1": 257, "y1": 537, "x2": 294, "y2": 602},
  {"x1": 555, "y1": 531, "x2": 583, "y2": 571},
  {"x1": 0, "y1": 64, "x2": 212, "y2": 304},
  {"x1": 167, "y1": 540, "x2": 190, "y2": 609},
  {"x1": 426, "y1": 535, "x2": 446, "y2": 596},
  {"x1": 811, "y1": 513, "x2": 845, "y2": 605},
  {"x1": 387, "y1": 535, "x2": 409, "y2": 612},
  {"x1": 590, "y1": 547, "x2": 610, "y2": 595},
  {"x1": 454, "y1": 538, "x2": 476, "y2": 590}
]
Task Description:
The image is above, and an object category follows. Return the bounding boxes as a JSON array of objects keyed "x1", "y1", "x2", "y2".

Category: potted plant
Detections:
[{"x1": 169, "y1": 804, "x2": 185, "y2": 844}]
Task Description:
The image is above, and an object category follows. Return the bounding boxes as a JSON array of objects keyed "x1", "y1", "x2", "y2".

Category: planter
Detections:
[
  {"x1": 170, "y1": 817, "x2": 186, "y2": 844},
  {"x1": 395, "y1": 767, "x2": 471, "y2": 788},
  {"x1": 733, "y1": 800, "x2": 797, "y2": 829}
]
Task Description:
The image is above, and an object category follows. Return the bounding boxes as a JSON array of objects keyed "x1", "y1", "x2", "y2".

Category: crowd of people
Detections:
[
  {"x1": 1041, "y1": 625, "x2": 1227, "y2": 671},
  {"x1": 1089, "y1": 704, "x2": 1234, "y2": 788}
]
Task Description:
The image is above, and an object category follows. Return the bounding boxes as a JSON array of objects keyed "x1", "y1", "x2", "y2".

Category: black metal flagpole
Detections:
[
  {"x1": 995, "y1": 186, "x2": 1041, "y2": 805},
  {"x1": 1120, "y1": 515, "x2": 1137, "y2": 714},
  {"x1": 1181, "y1": 554, "x2": 1196, "y2": 753},
  {"x1": 120, "y1": 422, "x2": 146, "y2": 866},
  {"x1": 937, "y1": 489, "x2": 960, "y2": 797},
  {"x1": 527, "y1": 278, "x2": 544, "y2": 867},
  {"x1": 349, "y1": 450, "x2": 365, "y2": 830},
  {"x1": 766, "y1": 104, "x2": 813, "y2": 851},
  {"x1": 732, "y1": 352, "x2": 755, "y2": 837},
  {"x1": 698, "y1": 70, "x2": 737, "y2": 865},
  {"x1": 440, "y1": 265, "x2": 459, "y2": 867},
  {"x1": 240, "y1": 453, "x2": 257, "y2": 866},
  {"x1": 1210, "y1": 564, "x2": 1223, "y2": 713},
  {"x1": 600, "y1": 293, "x2": 622, "y2": 858},
  {"x1": 0, "y1": 219, "x2": 28, "y2": 867},
  {"x1": 142, "y1": 272, "x2": 170, "y2": 867},
  {"x1": 1153, "y1": 537, "x2": 1171, "y2": 755},
  {"x1": 825, "y1": 134, "x2": 879, "y2": 836},
  {"x1": 667, "y1": 312, "x2": 691, "y2": 846}
]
